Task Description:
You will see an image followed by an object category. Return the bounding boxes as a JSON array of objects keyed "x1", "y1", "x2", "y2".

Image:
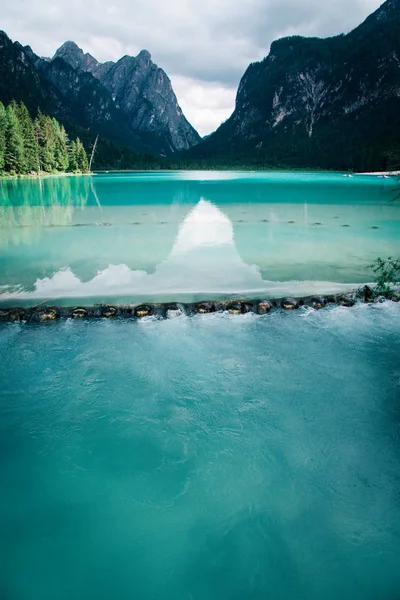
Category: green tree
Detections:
[
  {"x1": 36, "y1": 112, "x2": 58, "y2": 172},
  {"x1": 75, "y1": 137, "x2": 89, "y2": 172},
  {"x1": 5, "y1": 103, "x2": 26, "y2": 174},
  {"x1": 54, "y1": 124, "x2": 69, "y2": 172},
  {"x1": 386, "y1": 146, "x2": 400, "y2": 171},
  {"x1": 16, "y1": 101, "x2": 39, "y2": 173},
  {"x1": 370, "y1": 257, "x2": 400, "y2": 295},
  {"x1": 0, "y1": 101, "x2": 6, "y2": 172},
  {"x1": 68, "y1": 140, "x2": 78, "y2": 172}
]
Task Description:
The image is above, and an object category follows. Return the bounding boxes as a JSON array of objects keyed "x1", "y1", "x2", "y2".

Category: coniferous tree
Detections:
[
  {"x1": 5, "y1": 103, "x2": 26, "y2": 173},
  {"x1": 36, "y1": 111, "x2": 57, "y2": 172},
  {"x1": 16, "y1": 101, "x2": 39, "y2": 173},
  {"x1": 0, "y1": 101, "x2": 6, "y2": 172},
  {"x1": 54, "y1": 123, "x2": 69, "y2": 172},
  {"x1": 75, "y1": 138, "x2": 89, "y2": 173},
  {"x1": 0, "y1": 100, "x2": 90, "y2": 175},
  {"x1": 33, "y1": 117, "x2": 42, "y2": 173},
  {"x1": 68, "y1": 140, "x2": 78, "y2": 172}
]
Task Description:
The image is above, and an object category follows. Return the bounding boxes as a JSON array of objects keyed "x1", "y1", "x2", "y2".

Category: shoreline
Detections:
[
  {"x1": 0, "y1": 172, "x2": 90, "y2": 181},
  {"x1": 358, "y1": 171, "x2": 400, "y2": 176},
  {"x1": 1, "y1": 169, "x2": 399, "y2": 178}
]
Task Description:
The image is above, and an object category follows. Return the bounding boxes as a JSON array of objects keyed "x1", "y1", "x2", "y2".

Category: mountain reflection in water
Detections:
[{"x1": 0, "y1": 172, "x2": 399, "y2": 302}]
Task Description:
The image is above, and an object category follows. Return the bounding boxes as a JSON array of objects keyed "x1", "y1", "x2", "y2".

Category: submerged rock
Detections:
[
  {"x1": 166, "y1": 303, "x2": 185, "y2": 318},
  {"x1": 305, "y1": 296, "x2": 327, "y2": 310},
  {"x1": 337, "y1": 295, "x2": 355, "y2": 307},
  {"x1": 29, "y1": 307, "x2": 60, "y2": 322},
  {"x1": 118, "y1": 306, "x2": 135, "y2": 318},
  {"x1": 281, "y1": 298, "x2": 300, "y2": 310},
  {"x1": 226, "y1": 302, "x2": 252, "y2": 315},
  {"x1": 71, "y1": 307, "x2": 89, "y2": 319},
  {"x1": 362, "y1": 285, "x2": 375, "y2": 303},
  {"x1": 257, "y1": 300, "x2": 273, "y2": 314},
  {"x1": 101, "y1": 306, "x2": 118, "y2": 318},
  {"x1": 5, "y1": 309, "x2": 26, "y2": 322},
  {"x1": 135, "y1": 304, "x2": 153, "y2": 318},
  {"x1": 195, "y1": 302, "x2": 215, "y2": 314},
  {"x1": 5, "y1": 292, "x2": 400, "y2": 325}
]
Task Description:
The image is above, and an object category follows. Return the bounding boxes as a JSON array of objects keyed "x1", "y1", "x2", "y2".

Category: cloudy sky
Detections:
[{"x1": 1, "y1": 0, "x2": 383, "y2": 135}]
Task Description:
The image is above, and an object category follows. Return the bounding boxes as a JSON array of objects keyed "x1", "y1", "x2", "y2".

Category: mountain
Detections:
[
  {"x1": 188, "y1": 0, "x2": 400, "y2": 171},
  {"x1": 0, "y1": 31, "x2": 55, "y2": 114},
  {"x1": 52, "y1": 41, "x2": 200, "y2": 154},
  {"x1": 0, "y1": 31, "x2": 200, "y2": 156}
]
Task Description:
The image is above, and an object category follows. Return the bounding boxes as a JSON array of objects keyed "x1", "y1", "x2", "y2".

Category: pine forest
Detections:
[{"x1": 0, "y1": 100, "x2": 89, "y2": 176}]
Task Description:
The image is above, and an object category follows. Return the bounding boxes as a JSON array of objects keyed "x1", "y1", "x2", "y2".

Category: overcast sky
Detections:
[{"x1": 0, "y1": 0, "x2": 383, "y2": 135}]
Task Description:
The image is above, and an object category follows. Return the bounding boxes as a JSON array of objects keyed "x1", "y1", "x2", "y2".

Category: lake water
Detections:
[
  {"x1": 1, "y1": 172, "x2": 400, "y2": 600},
  {"x1": 1, "y1": 305, "x2": 400, "y2": 600},
  {"x1": 1, "y1": 171, "x2": 399, "y2": 304}
]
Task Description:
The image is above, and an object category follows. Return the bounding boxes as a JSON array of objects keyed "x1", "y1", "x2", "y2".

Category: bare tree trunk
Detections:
[{"x1": 89, "y1": 134, "x2": 99, "y2": 173}]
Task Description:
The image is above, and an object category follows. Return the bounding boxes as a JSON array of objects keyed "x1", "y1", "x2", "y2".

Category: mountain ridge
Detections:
[
  {"x1": 51, "y1": 40, "x2": 200, "y2": 155},
  {"x1": 0, "y1": 31, "x2": 200, "y2": 156},
  {"x1": 187, "y1": 0, "x2": 400, "y2": 171},
  {"x1": 2, "y1": 0, "x2": 400, "y2": 171}
]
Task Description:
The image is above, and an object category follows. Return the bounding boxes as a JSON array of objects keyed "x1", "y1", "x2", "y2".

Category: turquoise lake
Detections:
[
  {"x1": 1, "y1": 172, "x2": 400, "y2": 599},
  {"x1": 1, "y1": 171, "x2": 399, "y2": 303}
]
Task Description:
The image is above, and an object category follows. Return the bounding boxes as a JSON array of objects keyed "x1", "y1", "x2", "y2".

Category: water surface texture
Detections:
[
  {"x1": 1, "y1": 305, "x2": 400, "y2": 600},
  {"x1": 1, "y1": 171, "x2": 399, "y2": 303}
]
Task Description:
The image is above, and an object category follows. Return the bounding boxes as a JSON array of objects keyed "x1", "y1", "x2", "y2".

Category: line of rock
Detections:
[{"x1": 1, "y1": 288, "x2": 399, "y2": 323}]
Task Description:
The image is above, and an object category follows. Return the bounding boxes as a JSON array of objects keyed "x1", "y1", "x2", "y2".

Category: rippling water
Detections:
[
  {"x1": 1, "y1": 171, "x2": 399, "y2": 304},
  {"x1": 1, "y1": 304, "x2": 400, "y2": 600}
]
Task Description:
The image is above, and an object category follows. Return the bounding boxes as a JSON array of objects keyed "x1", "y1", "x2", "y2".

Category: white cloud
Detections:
[
  {"x1": 0, "y1": 0, "x2": 384, "y2": 135},
  {"x1": 171, "y1": 76, "x2": 235, "y2": 135}
]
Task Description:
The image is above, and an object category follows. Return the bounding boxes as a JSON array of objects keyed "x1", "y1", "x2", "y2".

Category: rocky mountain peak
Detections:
[
  {"x1": 0, "y1": 30, "x2": 9, "y2": 44},
  {"x1": 376, "y1": 0, "x2": 400, "y2": 17},
  {"x1": 42, "y1": 37, "x2": 200, "y2": 154},
  {"x1": 88, "y1": 47, "x2": 199, "y2": 153},
  {"x1": 0, "y1": 30, "x2": 14, "y2": 53},
  {"x1": 137, "y1": 49, "x2": 151, "y2": 63},
  {"x1": 189, "y1": 0, "x2": 400, "y2": 171},
  {"x1": 0, "y1": 29, "x2": 200, "y2": 156},
  {"x1": 54, "y1": 41, "x2": 98, "y2": 73},
  {"x1": 57, "y1": 40, "x2": 79, "y2": 52}
]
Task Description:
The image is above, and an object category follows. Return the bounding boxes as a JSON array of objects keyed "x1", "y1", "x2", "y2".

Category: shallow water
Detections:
[
  {"x1": 1, "y1": 303, "x2": 400, "y2": 600},
  {"x1": 1, "y1": 171, "x2": 399, "y2": 303}
]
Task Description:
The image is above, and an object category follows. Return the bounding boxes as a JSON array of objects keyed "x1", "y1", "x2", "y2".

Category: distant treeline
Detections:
[
  {"x1": 2, "y1": 99, "x2": 399, "y2": 175},
  {"x1": 0, "y1": 100, "x2": 89, "y2": 176}
]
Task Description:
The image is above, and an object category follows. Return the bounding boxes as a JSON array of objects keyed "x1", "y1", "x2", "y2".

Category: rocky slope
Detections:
[
  {"x1": 0, "y1": 32, "x2": 200, "y2": 155},
  {"x1": 0, "y1": 31, "x2": 54, "y2": 113},
  {"x1": 188, "y1": 0, "x2": 400, "y2": 171},
  {"x1": 52, "y1": 41, "x2": 200, "y2": 154}
]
